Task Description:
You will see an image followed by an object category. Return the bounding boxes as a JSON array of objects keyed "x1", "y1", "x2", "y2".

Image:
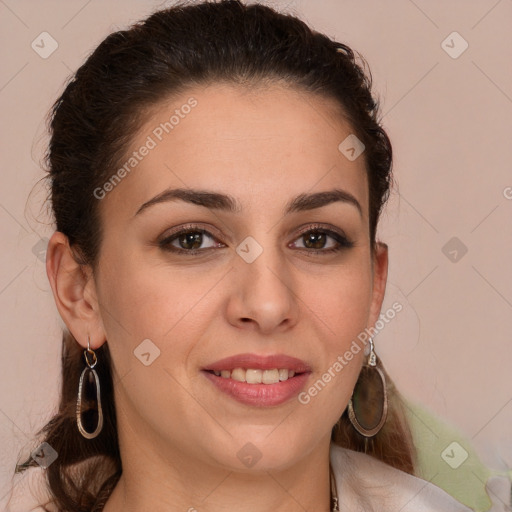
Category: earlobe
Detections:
[{"x1": 45, "y1": 231, "x2": 105, "y2": 349}]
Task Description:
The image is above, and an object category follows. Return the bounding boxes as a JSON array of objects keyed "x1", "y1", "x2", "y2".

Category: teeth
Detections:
[
  {"x1": 262, "y1": 369, "x2": 279, "y2": 384},
  {"x1": 278, "y1": 368, "x2": 288, "y2": 381},
  {"x1": 231, "y1": 368, "x2": 246, "y2": 382},
  {"x1": 213, "y1": 368, "x2": 297, "y2": 384},
  {"x1": 246, "y1": 369, "x2": 262, "y2": 384}
]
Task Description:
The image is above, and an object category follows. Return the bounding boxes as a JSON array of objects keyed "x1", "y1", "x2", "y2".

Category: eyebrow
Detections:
[{"x1": 134, "y1": 187, "x2": 363, "y2": 218}]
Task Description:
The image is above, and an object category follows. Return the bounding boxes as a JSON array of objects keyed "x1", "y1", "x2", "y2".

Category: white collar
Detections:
[{"x1": 329, "y1": 443, "x2": 471, "y2": 511}]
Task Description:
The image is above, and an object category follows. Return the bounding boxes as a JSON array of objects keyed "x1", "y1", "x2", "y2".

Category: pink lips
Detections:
[{"x1": 201, "y1": 353, "x2": 312, "y2": 407}]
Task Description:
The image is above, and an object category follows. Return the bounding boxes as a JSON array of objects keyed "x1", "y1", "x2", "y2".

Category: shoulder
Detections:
[{"x1": 329, "y1": 443, "x2": 472, "y2": 512}]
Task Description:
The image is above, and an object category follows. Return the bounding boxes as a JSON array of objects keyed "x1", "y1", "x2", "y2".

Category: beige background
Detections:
[{"x1": 0, "y1": 0, "x2": 511, "y2": 506}]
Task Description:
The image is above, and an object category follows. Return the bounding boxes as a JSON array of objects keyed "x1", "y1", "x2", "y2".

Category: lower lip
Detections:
[{"x1": 202, "y1": 370, "x2": 311, "y2": 407}]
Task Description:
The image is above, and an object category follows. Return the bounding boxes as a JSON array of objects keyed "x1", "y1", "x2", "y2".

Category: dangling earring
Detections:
[
  {"x1": 76, "y1": 335, "x2": 103, "y2": 439},
  {"x1": 347, "y1": 336, "x2": 388, "y2": 438}
]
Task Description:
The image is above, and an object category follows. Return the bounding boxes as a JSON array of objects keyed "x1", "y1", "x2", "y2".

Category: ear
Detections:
[
  {"x1": 45, "y1": 231, "x2": 105, "y2": 349},
  {"x1": 367, "y1": 241, "x2": 388, "y2": 329}
]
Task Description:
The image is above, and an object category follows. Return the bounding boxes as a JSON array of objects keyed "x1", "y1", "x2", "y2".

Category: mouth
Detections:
[{"x1": 201, "y1": 353, "x2": 312, "y2": 406}]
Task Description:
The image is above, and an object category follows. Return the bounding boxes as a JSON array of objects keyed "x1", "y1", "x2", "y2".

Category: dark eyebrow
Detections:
[
  {"x1": 134, "y1": 187, "x2": 363, "y2": 218},
  {"x1": 286, "y1": 189, "x2": 363, "y2": 218}
]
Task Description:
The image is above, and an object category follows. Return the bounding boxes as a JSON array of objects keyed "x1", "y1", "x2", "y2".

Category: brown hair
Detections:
[{"x1": 14, "y1": 1, "x2": 415, "y2": 509}]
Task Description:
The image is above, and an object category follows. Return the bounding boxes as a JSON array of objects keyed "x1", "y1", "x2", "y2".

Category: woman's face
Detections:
[{"x1": 85, "y1": 83, "x2": 387, "y2": 472}]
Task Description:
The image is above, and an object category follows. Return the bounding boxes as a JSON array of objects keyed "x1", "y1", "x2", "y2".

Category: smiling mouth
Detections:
[{"x1": 204, "y1": 368, "x2": 303, "y2": 384}]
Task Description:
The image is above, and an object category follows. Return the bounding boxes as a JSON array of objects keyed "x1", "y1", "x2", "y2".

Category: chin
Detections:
[{"x1": 204, "y1": 430, "x2": 316, "y2": 473}]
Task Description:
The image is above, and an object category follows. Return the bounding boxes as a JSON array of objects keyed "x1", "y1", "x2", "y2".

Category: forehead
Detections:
[{"x1": 99, "y1": 82, "x2": 369, "y2": 222}]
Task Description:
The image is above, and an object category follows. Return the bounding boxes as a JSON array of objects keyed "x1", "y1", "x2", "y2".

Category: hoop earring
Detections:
[
  {"x1": 347, "y1": 337, "x2": 388, "y2": 438},
  {"x1": 76, "y1": 335, "x2": 103, "y2": 439}
]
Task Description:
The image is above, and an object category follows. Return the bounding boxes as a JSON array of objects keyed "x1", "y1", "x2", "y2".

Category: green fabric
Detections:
[{"x1": 404, "y1": 399, "x2": 510, "y2": 511}]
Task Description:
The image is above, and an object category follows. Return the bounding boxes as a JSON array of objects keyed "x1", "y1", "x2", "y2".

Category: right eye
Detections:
[{"x1": 158, "y1": 225, "x2": 225, "y2": 255}]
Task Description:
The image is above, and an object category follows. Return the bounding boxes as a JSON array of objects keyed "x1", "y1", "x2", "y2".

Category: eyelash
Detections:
[{"x1": 158, "y1": 223, "x2": 354, "y2": 256}]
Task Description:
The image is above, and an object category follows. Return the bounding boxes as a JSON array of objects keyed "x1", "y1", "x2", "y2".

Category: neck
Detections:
[{"x1": 102, "y1": 430, "x2": 333, "y2": 512}]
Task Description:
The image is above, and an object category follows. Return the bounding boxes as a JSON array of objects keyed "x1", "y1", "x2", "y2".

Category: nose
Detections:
[{"x1": 225, "y1": 240, "x2": 300, "y2": 335}]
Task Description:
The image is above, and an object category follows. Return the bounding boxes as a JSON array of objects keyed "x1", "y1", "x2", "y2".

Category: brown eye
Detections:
[
  {"x1": 176, "y1": 231, "x2": 205, "y2": 250},
  {"x1": 302, "y1": 231, "x2": 328, "y2": 249},
  {"x1": 159, "y1": 227, "x2": 222, "y2": 254},
  {"x1": 290, "y1": 227, "x2": 354, "y2": 255}
]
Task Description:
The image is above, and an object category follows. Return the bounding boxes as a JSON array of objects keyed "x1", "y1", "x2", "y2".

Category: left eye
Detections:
[{"x1": 291, "y1": 229, "x2": 347, "y2": 252}]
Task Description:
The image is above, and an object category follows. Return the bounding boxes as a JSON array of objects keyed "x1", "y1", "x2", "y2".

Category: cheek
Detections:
[
  {"x1": 302, "y1": 258, "x2": 373, "y2": 384},
  {"x1": 297, "y1": 268, "x2": 371, "y2": 423},
  {"x1": 304, "y1": 259, "x2": 374, "y2": 335},
  {"x1": 96, "y1": 249, "x2": 221, "y2": 367},
  {"x1": 97, "y1": 248, "x2": 179, "y2": 331}
]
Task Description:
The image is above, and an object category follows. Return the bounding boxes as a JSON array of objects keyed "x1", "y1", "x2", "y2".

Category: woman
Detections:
[{"x1": 11, "y1": 1, "x2": 472, "y2": 510}]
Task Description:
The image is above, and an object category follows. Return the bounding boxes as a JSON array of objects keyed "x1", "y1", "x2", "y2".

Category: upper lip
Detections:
[{"x1": 202, "y1": 353, "x2": 312, "y2": 373}]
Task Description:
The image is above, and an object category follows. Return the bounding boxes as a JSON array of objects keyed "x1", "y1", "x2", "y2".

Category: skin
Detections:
[{"x1": 46, "y1": 82, "x2": 388, "y2": 512}]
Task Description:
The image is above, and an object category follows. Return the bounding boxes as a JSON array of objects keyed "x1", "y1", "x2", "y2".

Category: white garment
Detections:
[{"x1": 330, "y1": 443, "x2": 473, "y2": 511}]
